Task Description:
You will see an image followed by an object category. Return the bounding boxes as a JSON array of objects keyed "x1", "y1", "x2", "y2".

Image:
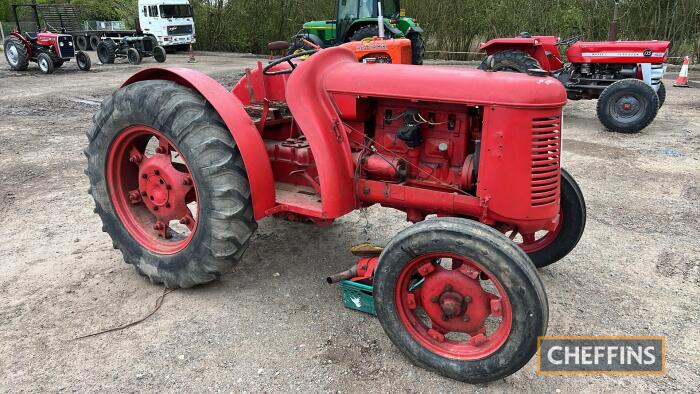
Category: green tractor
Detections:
[{"x1": 289, "y1": 0, "x2": 425, "y2": 65}]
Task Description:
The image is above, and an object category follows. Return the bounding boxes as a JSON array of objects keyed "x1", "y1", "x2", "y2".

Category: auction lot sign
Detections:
[{"x1": 538, "y1": 336, "x2": 666, "y2": 375}]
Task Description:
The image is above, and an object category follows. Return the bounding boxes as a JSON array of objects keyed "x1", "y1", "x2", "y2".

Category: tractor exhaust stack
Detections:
[
  {"x1": 377, "y1": 1, "x2": 385, "y2": 38},
  {"x1": 608, "y1": 0, "x2": 620, "y2": 41}
]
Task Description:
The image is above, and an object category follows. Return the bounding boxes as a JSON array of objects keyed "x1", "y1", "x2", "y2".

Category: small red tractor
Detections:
[
  {"x1": 480, "y1": 2, "x2": 670, "y2": 133},
  {"x1": 3, "y1": 4, "x2": 91, "y2": 74},
  {"x1": 86, "y1": 43, "x2": 586, "y2": 382}
]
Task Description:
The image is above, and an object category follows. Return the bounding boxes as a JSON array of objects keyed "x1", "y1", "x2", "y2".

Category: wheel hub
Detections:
[
  {"x1": 418, "y1": 267, "x2": 492, "y2": 334},
  {"x1": 615, "y1": 96, "x2": 641, "y2": 117},
  {"x1": 7, "y1": 45, "x2": 18, "y2": 64}
]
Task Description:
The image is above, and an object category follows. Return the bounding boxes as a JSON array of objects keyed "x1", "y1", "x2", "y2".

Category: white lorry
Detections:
[{"x1": 137, "y1": 0, "x2": 196, "y2": 50}]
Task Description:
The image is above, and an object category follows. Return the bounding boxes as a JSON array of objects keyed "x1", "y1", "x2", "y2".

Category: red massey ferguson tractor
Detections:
[
  {"x1": 85, "y1": 46, "x2": 587, "y2": 382},
  {"x1": 3, "y1": 4, "x2": 91, "y2": 74},
  {"x1": 480, "y1": 2, "x2": 671, "y2": 134}
]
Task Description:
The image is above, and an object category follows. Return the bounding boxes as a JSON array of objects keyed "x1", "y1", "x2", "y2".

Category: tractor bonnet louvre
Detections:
[{"x1": 530, "y1": 117, "x2": 561, "y2": 207}]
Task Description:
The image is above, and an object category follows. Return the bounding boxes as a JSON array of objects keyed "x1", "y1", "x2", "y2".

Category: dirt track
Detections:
[{"x1": 0, "y1": 52, "x2": 698, "y2": 393}]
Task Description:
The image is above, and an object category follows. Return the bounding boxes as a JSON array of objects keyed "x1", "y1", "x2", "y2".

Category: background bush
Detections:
[{"x1": 2, "y1": 0, "x2": 698, "y2": 62}]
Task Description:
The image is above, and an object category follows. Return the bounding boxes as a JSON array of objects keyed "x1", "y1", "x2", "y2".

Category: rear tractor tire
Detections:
[
  {"x1": 3, "y1": 36, "x2": 30, "y2": 71},
  {"x1": 657, "y1": 81, "x2": 666, "y2": 108},
  {"x1": 478, "y1": 50, "x2": 540, "y2": 73},
  {"x1": 85, "y1": 80, "x2": 257, "y2": 288},
  {"x1": 127, "y1": 48, "x2": 142, "y2": 65},
  {"x1": 597, "y1": 79, "x2": 659, "y2": 134},
  {"x1": 374, "y1": 218, "x2": 548, "y2": 383},
  {"x1": 407, "y1": 33, "x2": 425, "y2": 65},
  {"x1": 508, "y1": 168, "x2": 586, "y2": 268},
  {"x1": 37, "y1": 52, "x2": 55, "y2": 74},
  {"x1": 97, "y1": 39, "x2": 116, "y2": 64}
]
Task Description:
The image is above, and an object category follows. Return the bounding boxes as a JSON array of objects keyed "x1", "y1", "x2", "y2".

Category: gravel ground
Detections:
[{"x1": 0, "y1": 52, "x2": 698, "y2": 393}]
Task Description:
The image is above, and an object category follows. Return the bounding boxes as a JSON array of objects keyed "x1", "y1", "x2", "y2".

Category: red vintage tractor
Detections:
[
  {"x1": 479, "y1": 2, "x2": 670, "y2": 134},
  {"x1": 3, "y1": 4, "x2": 91, "y2": 74},
  {"x1": 85, "y1": 44, "x2": 586, "y2": 381}
]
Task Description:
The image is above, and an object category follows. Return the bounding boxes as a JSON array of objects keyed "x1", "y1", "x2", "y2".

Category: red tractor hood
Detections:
[
  {"x1": 301, "y1": 48, "x2": 567, "y2": 108},
  {"x1": 567, "y1": 40, "x2": 671, "y2": 64}
]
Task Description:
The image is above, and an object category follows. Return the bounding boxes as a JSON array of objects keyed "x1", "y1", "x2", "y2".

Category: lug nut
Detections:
[
  {"x1": 153, "y1": 206, "x2": 159, "y2": 211},
  {"x1": 165, "y1": 203, "x2": 170, "y2": 208},
  {"x1": 142, "y1": 174, "x2": 148, "y2": 179},
  {"x1": 444, "y1": 284, "x2": 453, "y2": 292},
  {"x1": 141, "y1": 191, "x2": 147, "y2": 197},
  {"x1": 165, "y1": 184, "x2": 171, "y2": 190},
  {"x1": 155, "y1": 146, "x2": 166, "y2": 154},
  {"x1": 154, "y1": 170, "x2": 160, "y2": 176},
  {"x1": 179, "y1": 217, "x2": 190, "y2": 225}
]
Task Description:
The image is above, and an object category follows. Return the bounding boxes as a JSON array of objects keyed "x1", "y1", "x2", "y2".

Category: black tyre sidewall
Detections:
[
  {"x1": 76, "y1": 51, "x2": 92, "y2": 71},
  {"x1": 374, "y1": 218, "x2": 548, "y2": 383},
  {"x1": 76, "y1": 35, "x2": 88, "y2": 51},
  {"x1": 89, "y1": 35, "x2": 100, "y2": 50},
  {"x1": 4, "y1": 37, "x2": 29, "y2": 70},
  {"x1": 407, "y1": 33, "x2": 425, "y2": 65},
  {"x1": 86, "y1": 81, "x2": 256, "y2": 287},
  {"x1": 526, "y1": 168, "x2": 586, "y2": 268},
  {"x1": 657, "y1": 81, "x2": 666, "y2": 108},
  {"x1": 37, "y1": 53, "x2": 54, "y2": 74},
  {"x1": 597, "y1": 79, "x2": 659, "y2": 133},
  {"x1": 154, "y1": 46, "x2": 167, "y2": 62},
  {"x1": 479, "y1": 50, "x2": 541, "y2": 73},
  {"x1": 127, "y1": 48, "x2": 141, "y2": 65}
]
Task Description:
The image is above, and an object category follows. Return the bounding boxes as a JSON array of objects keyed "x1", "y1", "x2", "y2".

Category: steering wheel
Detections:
[
  {"x1": 558, "y1": 35, "x2": 582, "y2": 47},
  {"x1": 263, "y1": 50, "x2": 318, "y2": 76}
]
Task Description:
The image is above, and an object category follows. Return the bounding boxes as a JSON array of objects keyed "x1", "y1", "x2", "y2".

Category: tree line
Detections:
[{"x1": 2, "y1": 0, "x2": 698, "y2": 62}]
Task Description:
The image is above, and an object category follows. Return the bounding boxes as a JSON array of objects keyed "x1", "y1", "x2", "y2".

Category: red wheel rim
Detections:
[
  {"x1": 106, "y1": 125, "x2": 199, "y2": 255},
  {"x1": 510, "y1": 216, "x2": 562, "y2": 254},
  {"x1": 395, "y1": 253, "x2": 513, "y2": 360}
]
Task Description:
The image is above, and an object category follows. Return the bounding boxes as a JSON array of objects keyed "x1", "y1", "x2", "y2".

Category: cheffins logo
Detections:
[{"x1": 538, "y1": 336, "x2": 666, "y2": 374}]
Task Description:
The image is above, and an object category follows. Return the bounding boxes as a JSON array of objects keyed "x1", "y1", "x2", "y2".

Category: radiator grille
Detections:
[
  {"x1": 167, "y1": 25, "x2": 193, "y2": 36},
  {"x1": 56, "y1": 35, "x2": 75, "y2": 58},
  {"x1": 530, "y1": 117, "x2": 561, "y2": 207}
]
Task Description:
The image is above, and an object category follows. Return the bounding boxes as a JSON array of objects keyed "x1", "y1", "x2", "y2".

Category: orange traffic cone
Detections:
[
  {"x1": 187, "y1": 43, "x2": 197, "y2": 64},
  {"x1": 674, "y1": 56, "x2": 690, "y2": 87}
]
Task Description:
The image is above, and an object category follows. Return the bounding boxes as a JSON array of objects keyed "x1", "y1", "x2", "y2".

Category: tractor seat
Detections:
[
  {"x1": 24, "y1": 32, "x2": 38, "y2": 42},
  {"x1": 268, "y1": 41, "x2": 290, "y2": 59}
]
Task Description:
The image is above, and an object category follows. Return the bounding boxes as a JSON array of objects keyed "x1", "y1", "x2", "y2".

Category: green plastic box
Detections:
[{"x1": 339, "y1": 280, "x2": 376, "y2": 316}]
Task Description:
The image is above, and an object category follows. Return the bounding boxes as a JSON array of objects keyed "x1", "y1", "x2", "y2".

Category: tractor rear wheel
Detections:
[
  {"x1": 478, "y1": 50, "x2": 540, "y2": 73},
  {"x1": 97, "y1": 39, "x2": 116, "y2": 64},
  {"x1": 407, "y1": 33, "x2": 425, "y2": 65},
  {"x1": 127, "y1": 48, "x2": 142, "y2": 65},
  {"x1": 657, "y1": 81, "x2": 666, "y2": 108},
  {"x1": 350, "y1": 25, "x2": 389, "y2": 42},
  {"x1": 53, "y1": 58, "x2": 65, "y2": 68},
  {"x1": 374, "y1": 218, "x2": 548, "y2": 383},
  {"x1": 597, "y1": 79, "x2": 659, "y2": 134},
  {"x1": 76, "y1": 51, "x2": 92, "y2": 71},
  {"x1": 507, "y1": 169, "x2": 586, "y2": 268},
  {"x1": 153, "y1": 46, "x2": 167, "y2": 63},
  {"x1": 86, "y1": 80, "x2": 257, "y2": 288},
  {"x1": 3, "y1": 36, "x2": 29, "y2": 71},
  {"x1": 37, "y1": 53, "x2": 55, "y2": 74}
]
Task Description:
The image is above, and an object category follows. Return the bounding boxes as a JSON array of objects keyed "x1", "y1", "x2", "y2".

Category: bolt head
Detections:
[
  {"x1": 165, "y1": 203, "x2": 170, "y2": 208},
  {"x1": 142, "y1": 174, "x2": 148, "y2": 179},
  {"x1": 154, "y1": 170, "x2": 160, "y2": 176},
  {"x1": 179, "y1": 217, "x2": 190, "y2": 225},
  {"x1": 141, "y1": 191, "x2": 147, "y2": 197},
  {"x1": 165, "y1": 184, "x2": 171, "y2": 190},
  {"x1": 153, "y1": 206, "x2": 159, "y2": 211}
]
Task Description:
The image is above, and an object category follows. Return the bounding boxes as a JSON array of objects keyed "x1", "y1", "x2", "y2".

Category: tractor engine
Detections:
[{"x1": 563, "y1": 62, "x2": 644, "y2": 100}]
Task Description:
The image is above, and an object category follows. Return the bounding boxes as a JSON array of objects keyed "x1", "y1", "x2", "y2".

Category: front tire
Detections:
[
  {"x1": 657, "y1": 81, "x2": 666, "y2": 108},
  {"x1": 76, "y1": 51, "x2": 92, "y2": 71},
  {"x1": 374, "y1": 218, "x2": 548, "y2": 383},
  {"x1": 597, "y1": 79, "x2": 659, "y2": 134},
  {"x1": 37, "y1": 53, "x2": 55, "y2": 74},
  {"x1": 127, "y1": 48, "x2": 142, "y2": 65},
  {"x1": 4, "y1": 36, "x2": 29, "y2": 71},
  {"x1": 153, "y1": 46, "x2": 167, "y2": 63},
  {"x1": 86, "y1": 80, "x2": 257, "y2": 288}
]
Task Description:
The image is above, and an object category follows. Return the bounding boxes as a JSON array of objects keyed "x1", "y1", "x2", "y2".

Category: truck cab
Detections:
[{"x1": 138, "y1": 0, "x2": 195, "y2": 49}]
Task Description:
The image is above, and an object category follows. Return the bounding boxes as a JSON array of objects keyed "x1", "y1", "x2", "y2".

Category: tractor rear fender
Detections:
[
  {"x1": 122, "y1": 67, "x2": 276, "y2": 219},
  {"x1": 480, "y1": 38, "x2": 560, "y2": 72},
  {"x1": 10, "y1": 31, "x2": 33, "y2": 58},
  {"x1": 406, "y1": 26, "x2": 423, "y2": 35}
]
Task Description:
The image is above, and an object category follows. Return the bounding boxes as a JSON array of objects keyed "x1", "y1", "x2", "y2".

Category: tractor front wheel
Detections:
[
  {"x1": 3, "y1": 36, "x2": 29, "y2": 71},
  {"x1": 85, "y1": 80, "x2": 257, "y2": 288},
  {"x1": 76, "y1": 51, "x2": 92, "y2": 71},
  {"x1": 507, "y1": 169, "x2": 586, "y2": 268},
  {"x1": 657, "y1": 81, "x2": 666, "y2": 108},
  {"x1": 37, "y1": 53, "x2": 55, "y2": 74},
  {"x1": 478, "y1": 50, "x2": 540, "y2": 73},
  {"x1": 153, "y1": 46, "x2": 167, "y2": 63},
  {"x1": 597, "y1": 79, "x2": 659, "y2": 133},
  {"x1": 374, "y1": 218, "x2": 548, "y2": 383},
  {"x1": 127, "y1": 48, "x2": 142, "y2": 65}
]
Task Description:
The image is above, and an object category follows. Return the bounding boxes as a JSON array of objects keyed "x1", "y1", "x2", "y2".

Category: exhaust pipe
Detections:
[
  {"x1": 326, "y1": 265, "x2": 358, "y2": 284},
  {"x1": 608, "y1": 0, "x2": 620, "y2": 41},
  {"x1": 377, "y1": 1, "x2": 384, "y2": 38}
]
